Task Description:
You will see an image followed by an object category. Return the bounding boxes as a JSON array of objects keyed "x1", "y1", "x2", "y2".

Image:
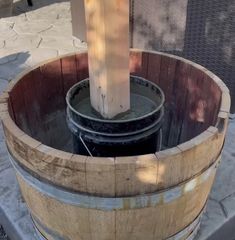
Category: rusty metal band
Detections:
[{"x1": 9, "y1": 152, "x2": 220, "y2": 211}]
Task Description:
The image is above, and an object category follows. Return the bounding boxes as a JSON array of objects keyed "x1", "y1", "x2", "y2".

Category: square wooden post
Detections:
[{"x1": 84, "y1": 0, "x2": 130, "y2": 119}]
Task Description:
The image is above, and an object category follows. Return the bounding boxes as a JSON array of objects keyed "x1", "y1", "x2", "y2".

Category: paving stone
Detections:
[
  {"x1": 5, "y1": 34, "x2": 42, "y2": 50},
  {"x1": 0, "y1": 79, "x2": 9, "y2": 93},
  {"x1": 18, "y1": 48, "x2": 58, "y2": 66},
  {"x1": 210, "y1": 119, "x2": 235, "y2": 201},
  {"x1": 0, "y1": 41, "x2": 5, "y2": 49},
  {"x1": 0, "y1": 21, "x2": 14, "y2": 33},
  {"x1": 195, "y1": 199, "x2": 227, "y2": 240},
  {"x1": 40, "y1": 36, "x2": 75, "y2": 51},
  {"x1": 39, "y1": 19, "x2": 72, "y2": 38},
  {"x1": 0, "y1": 167, "x2": 37, "y2": 240},
  {"x1": 0, "y1": 21, "x2": 17, "y2": 41},
  {"x1": 0, "y1": 49, "x2": 19, "y2": 65},
  {"x1": 4, "y1": 13, "x2": 27, "y2": 24},
  {"x1": 0, "y1": 60, "x2": 29, "y2": 81},
  {"x1": 221, "y1": 194, "x2": 235, "y2": 218},
  {"x1": 14, "y1": 19, "x2": 53, "y2": 35}
]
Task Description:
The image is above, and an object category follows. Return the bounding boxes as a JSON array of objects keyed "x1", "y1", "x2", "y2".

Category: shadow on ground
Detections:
[
  {"x1": 13, "y1": 0, "x2": 69, "y2": 16},
  {"x1": 0, "y1": 52, "x2": 30, "y2": 87}
]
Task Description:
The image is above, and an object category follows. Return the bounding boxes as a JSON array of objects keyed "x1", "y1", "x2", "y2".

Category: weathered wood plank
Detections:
[
  {"x1": 129, "y1": 50, "x2": 148, "y2": 78},
  {"x1": 84, "y1": 0, "x2": 130, "y2": 119},
  {"x1": 61, "y1": 55, "x2": 78, "y2": 95}
]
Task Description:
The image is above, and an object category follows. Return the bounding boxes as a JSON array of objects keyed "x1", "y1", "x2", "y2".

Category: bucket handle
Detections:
[{"x1": 79, "y1": 132, "x2": 93, "y2": 157}]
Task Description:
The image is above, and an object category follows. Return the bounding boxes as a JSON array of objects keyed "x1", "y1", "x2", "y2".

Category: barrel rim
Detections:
[{"x1": 0, "y1": 49, "x2": 230, "y2": 194}]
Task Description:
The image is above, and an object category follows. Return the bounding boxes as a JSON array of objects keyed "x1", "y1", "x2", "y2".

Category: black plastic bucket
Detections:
[{"x1": 66, "y1": 76, "x2": 165, "y2": 157}]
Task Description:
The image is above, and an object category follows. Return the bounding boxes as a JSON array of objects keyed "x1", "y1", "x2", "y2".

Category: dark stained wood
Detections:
[
  {"x1": 158, "y1": 56, "x2": 177, "y2": 147},
  {"x1": 75, "y1": 52, "x2": 89, "y2": 81},
  {"x1": 179, "y1": 66, "x2": 222, "y2": 142},
  {"x1": 40, "y1": 59, "x2": 65, "y2": 112},
  {"x1": 167, "y1": 61, "x2": 191, "y2": 146},
  {"x1": 147, "y1": 53, "x2": 161, "y2": 85},
  {"x1": 129, "y1": 51, "x2": 149, "y2": 78},
  {"x1": 9, "y1": 76, "x2": 31, "y2": 135},
  {"x1": 205, "y1": 75, "x2": 222, "y2": 126},
  {"x1": 61, "y1": 55, "x2": 78, "y2": 95},
  {"x1": 159, "y1": 56, "x2": 177, "y2": 103},
  {"x1": 22, "y1": 68, "x2": 44, "y2": 137}
]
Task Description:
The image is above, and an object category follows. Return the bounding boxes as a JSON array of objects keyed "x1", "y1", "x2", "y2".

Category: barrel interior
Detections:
[{"x1": 8, "y1": 51, "x2": 222, "y2": 153}]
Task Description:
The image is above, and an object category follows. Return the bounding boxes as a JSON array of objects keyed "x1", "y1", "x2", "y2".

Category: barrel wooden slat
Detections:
[
  {"x1": 158, "y1": 56, "x2": 177, "y2": 146},
  {"x1": 89, "y1": 210, "x2": 115, "y2": 240},
  {"x1": 184, "y1": 66, "x2": 208, "y2": 139},
  {"x1": 159, "y1": 56, "x2": 177, "y2": 104},
  {"x1": 75, "y1": 52, "x2": 89, "y2": 81},
  {"x1": 61, "y1": 55, "x2": 78, "y2": 95},
  {"x1": 9, "y1": 76, "x2": 29, "y2": 133},
  {"x1": 156, "y1": 126, "x2": 222, "y2": 190},
  {"x1": 167, "y1": 60, "x2": 191, "y2": 147},
  {"x1": 15, "y1": 155, "x2": 218, "y2": 240},
  {"x1": 0, "y1": 50, "x2": 230, "y2": 240},
  {"x1": 115, "y1": 154, "x2": 158, "y2": 196},
  {"x1": 129, "y1": 50, "x2": 148, "y2": 78},
  {"x1": 147, "y1": 52, "x2": 161, "y2": 85},
  {"x1": 86, "y1": 157, "x2": 115, "y2": 197},
  {"x1": 40, "y1": 59, "x2": 65, "y2": 110}
]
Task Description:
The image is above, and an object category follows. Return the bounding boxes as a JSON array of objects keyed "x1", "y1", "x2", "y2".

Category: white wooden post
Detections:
[{"x1": 84, "y1": 0, "x2": 130, "y2": 119}]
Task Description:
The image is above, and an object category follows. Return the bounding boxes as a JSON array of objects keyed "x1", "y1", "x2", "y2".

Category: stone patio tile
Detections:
[
  {"x1": 39, "y1": 19, "x2": 72, "y2": 38},
  {"x1": 14, "y1": 19, "x2": 53, "y2": 35},
  {"x1": 0, "y1": 49, "x2": 20, "y2": 65},
  {"x1": 210, "y1": 120, "x2": 235, "y2": 202},
  {"x1": 5, "y1": 34, "x2": 42, "y2": 50},
  {"x1": 221, "y1": 194, "x2": 235, "y2": 219},
  {"x1": 0, "y1": 41, "x2": 4, "y2": 49},
  {"x1": 40, "y1": 36, "x2": 75, "y2": 51},
  {"x1": 0, "y1": 79, "x2": 9, "y2": 93},
  {"x1": 0, "y1": 21, "x2": 17, "y2": 41},
  {"x1": 0, "y1": 60, "x2": 29, "y2": 81},
  {"x1": 18, "y1": 48, "x2": 58, "y2": 66},
  {"x1": 195, "y1": 199, "x2": 227, "y2": 240}
]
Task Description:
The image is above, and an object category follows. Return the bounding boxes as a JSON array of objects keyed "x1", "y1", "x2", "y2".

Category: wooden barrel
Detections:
[{"x1": 0, "y1": 50, "x2": 230, "y2": 240}]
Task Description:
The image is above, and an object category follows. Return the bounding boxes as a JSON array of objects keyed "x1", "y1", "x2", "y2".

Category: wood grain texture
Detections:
[
  {"x1": 158, "y1": 55, "x2": 177, "y2": 146},
  {"x1": 75, "y1": 52, "x2": 89, "y2": 81},
  {"x1": 86, "y1": 157, "x2": 115, "y2": 197},
  {"x1": 84, "y1": 0, "x2": 130, "y2": 118},
  {"x1": 129, "y1": 50, "x2": 148, "y2": 78},
  {"x1": 167, "y1": 60, "x2": 191, "y2": 147},
  {"x1": 115, "y1": 154, "x2": 158, "y2": 196},
  {"x1": 147, "y1": 52, "x2": 161, "y2": 85},
  {"x1": 61, "y1": 55, "x2": 78, "y2": 95},
  {"x1": 16, "y1": 161, "x2": 216, "y2": 240}
]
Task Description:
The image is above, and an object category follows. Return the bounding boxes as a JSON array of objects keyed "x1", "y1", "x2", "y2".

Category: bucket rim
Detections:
[{"x1": 66, "y1": 75, "x2": 165, "y2": 124}]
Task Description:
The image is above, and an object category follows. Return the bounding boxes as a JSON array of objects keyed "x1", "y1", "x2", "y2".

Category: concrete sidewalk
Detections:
[{"x1": 0, "y1": 1, "x2": 235, "y2": 239}]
